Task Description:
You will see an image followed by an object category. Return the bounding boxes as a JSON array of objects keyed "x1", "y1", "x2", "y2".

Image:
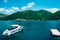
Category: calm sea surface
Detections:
[{"x1": 0, "y1": 20, "x2": 60, "y2": 40}]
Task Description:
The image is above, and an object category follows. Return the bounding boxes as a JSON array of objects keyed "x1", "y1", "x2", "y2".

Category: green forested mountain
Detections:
[
  {"x1": 35, "y1": 10, "x2": 53, "y2": 20},
  {"x1": 0, "y1": 10, "x2": 60, "y2": 20},
  {"x1": 1, "y1": 10, "x2": 41, "y2": 20},
  {"x1": 49, "y1": 11, "x2": 60, "y2": 20}
]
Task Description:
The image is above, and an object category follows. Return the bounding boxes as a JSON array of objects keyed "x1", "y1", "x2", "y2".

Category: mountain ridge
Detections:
[{"x1": 0, "y1": 10, "x2": 60, "y2": 20}]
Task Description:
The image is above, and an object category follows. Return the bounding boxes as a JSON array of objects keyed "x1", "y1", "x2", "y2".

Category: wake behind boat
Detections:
[{"x1": 2, "y1": 24, "x2": 23, "y2": 36}]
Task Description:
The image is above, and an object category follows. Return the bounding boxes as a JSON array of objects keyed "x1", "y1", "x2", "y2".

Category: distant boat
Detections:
[
  {"x1": 51, "y1": 29, "x2": 60, "y2": 36},
  {"x1": 16, "y1": 18, "x2": 26, "y2": 21},
  {"x1": 16, "y1": 19, "x2": 20, "y2": 21},
  {"x1": 3, "y1": 24, "x2": 23, "y2": 36}
]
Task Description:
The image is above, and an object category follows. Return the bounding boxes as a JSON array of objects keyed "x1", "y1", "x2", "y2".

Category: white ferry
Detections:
[{"x1": 3, "y1": 24, "x2": 23, "y2": 36}]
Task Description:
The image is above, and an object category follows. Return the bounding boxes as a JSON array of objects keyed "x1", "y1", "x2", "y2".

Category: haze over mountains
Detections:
[{"x1": 0, "y1": 9, "x2": 60, "y2": 20}]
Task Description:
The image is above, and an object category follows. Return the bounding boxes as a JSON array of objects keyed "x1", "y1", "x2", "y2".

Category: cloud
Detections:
[
  {"x1": 21, "y1": 2, "x2": 35, "y2": 10},
  {"x1": 5, "y1": 9, "x2": 12, "y2": 13},
  {"x1": 27, "y1": 2, "x2": 35, "y2": 8},
  {"x1": 21, "y1": 6, "x2": 27, "y2": 10},
  {"x1": 4, "y1": 7, "x2": 20, "y2": 14},
  {"x1": 44, "y1": 8, "x2": 60, "y2": 13},
  {"x1": 4, "y1": 9, "x2": 15, "y2": 15},
  {"x1": 0, "y1": 8, "x2": 5, "y2": 12},
  {"x1": 0, "y1": 7, "x2": 20, "y2": 15},
  {"x1": 12, "y1": 7, "x2": 20, "y2": 11},
  {"x1": 4, "y1": 0, "x2": 8, "y2": 3},
  {"x1": 10, "y1": 9, "x2": 14, "y2": 12},
  {"x1": 4, "y1": 9, "x2": 14, "y2": 14}
]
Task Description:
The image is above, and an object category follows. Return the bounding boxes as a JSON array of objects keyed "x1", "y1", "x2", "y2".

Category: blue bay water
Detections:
[{"x1": 0, "y1": 20, "x2": 60, "y2": 40}]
